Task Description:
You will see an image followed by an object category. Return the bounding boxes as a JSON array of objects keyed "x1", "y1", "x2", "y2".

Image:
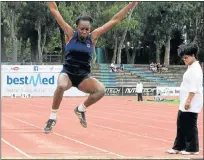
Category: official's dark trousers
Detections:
[
  {"x1": 137, "y1": 93, "x2": 143, "y2": 101},
  {"x1": 172, "y1": 110, "x2": 199, "y2": 152}
]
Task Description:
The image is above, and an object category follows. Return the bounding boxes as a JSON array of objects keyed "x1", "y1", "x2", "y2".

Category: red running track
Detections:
[{"x1": 1, "y1": 96, "x2": 203, "y2": 159}]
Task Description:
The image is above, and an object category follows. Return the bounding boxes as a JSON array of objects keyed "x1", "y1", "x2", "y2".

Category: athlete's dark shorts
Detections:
[{"x1": 60, "y1": 67, "x2": 90, "y2": 88}]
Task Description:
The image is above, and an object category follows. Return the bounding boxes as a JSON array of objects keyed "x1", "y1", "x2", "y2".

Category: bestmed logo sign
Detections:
[
  {"x1": 6, "y1": 73, "x2": 55, "y2": 87},
  {"x1": 2, "y1": 67, "x2": 86, "y2": 97}
]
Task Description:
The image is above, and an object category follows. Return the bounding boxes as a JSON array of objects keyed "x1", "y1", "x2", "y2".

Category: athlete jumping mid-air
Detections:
[{"x1": 44, "y1": 1, "x2": 140, "y2": 133}]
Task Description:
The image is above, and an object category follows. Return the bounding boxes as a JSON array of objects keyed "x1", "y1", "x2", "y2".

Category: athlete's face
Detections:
[{"x1": 77, "y1": 20, "x2": 91, "y2": 39}]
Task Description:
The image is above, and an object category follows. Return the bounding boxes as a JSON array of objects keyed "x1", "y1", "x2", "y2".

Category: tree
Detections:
[
  {"x1": 1, "y1": 1, "x2": 203, "y2": 65},
  {"x1": 18, "y1": 2, "x2": 56, "y2": 63},
  {"x1": 1, "y1": 2, "x2": 10, "y2": 62},
  {"x1": 2, "y1": 2, "x2": 23, "y2": 63}
]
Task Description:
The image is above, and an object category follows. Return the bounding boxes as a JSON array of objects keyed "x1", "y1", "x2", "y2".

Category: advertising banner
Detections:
[
  {"x1": 105, "y1": 87, "x2": 122, "y2": 96},
  {"x1": 156, "y1": 87, "x2": 180, "y2": 96},
  {"x1": 104, "y1": 87, "x2": 157, "y2": 96},
  {"x1": 1, "y1": 68, "x2": 86, "y2": 97},
  {"x1": 122, "y1": 87, "x2": 157, "y2": 96},
  {"x1": 2, "y1": 65, "x2": 171, "y2": 97}
]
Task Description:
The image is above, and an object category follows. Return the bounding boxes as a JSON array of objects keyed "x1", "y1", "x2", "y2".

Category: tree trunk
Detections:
[
  {"x1": 20, "y1": 39, "x2": 27, "y2": 63},
  {"x1": 37, "y1": 21, "x2": 42, "y2": 64},
  {"x1": 125, "y1": 43, "x2": 131, "y2": 63},
  {"x1": 116, "y1": 5, "x2": 136, "y2": 64},
  {"x1": 117, "y1": 33, "x2": 126, "y2": 64},
  {"x1": 111, "y1": 34, "x2": 118, "y2": 63},
  {"x1": 30, "y1": 37, "x2": 38, "y2": 63},
  {"x1": 130, "y1": 46, "x2": 137, "y2": 64},
  {"x1": 41, "y1": 30, "x2": 47, "y2": 58},
  {"x1": 59, "y1": 27, "x2": 65, "y2": 63},
  {"x1": 164, "y1": 35, "x2": 171, "y2": 66},
  {"x1": 13, "y1": 38, "x2": 18, "y2": 64},
  {"x1": 1, "y1": 38, "x2": 6, "y2": 62},
  {"x1": 30, "y1": 40, "x2": 35, "y2": 63},
  {"x1": 10, "y1": 10, "x2": 17, "y2": 64},
  {"x1": 156, "y1": 42, "x2": 161, "y2": 63},
  {"x1": 1, "y1": 20, "x2": 6, "y2": 62},
  {"x1": 193, "y1": 16, "x2": 198, "y2": 43},
  {"x1": 117, "y1": 33, "x2": 127, "y2": 64}
]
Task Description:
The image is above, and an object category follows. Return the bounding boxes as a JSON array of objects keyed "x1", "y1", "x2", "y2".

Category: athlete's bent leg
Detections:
[
  {"x1": 74, "y1": 77, "x2": 105, "y2": 128},
  {"x1": 80, "y1": 78, "x2": 105, "y2": 108},
  {"x1": 52, "y1": 73, "x2": 72, "y2": 110},
  {"x1": 44, "y1": 73, "x2": 72, "y2": 134}
]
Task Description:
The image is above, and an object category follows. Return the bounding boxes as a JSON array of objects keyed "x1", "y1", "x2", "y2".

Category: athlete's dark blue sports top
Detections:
[{"x1": 63, "y1": 31, "x2": 94, "y2": 76}]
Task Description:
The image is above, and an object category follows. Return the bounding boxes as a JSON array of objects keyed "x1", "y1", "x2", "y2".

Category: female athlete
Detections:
[{"x1": 44, "y1": 1, "x2": 140, "y2": 133}]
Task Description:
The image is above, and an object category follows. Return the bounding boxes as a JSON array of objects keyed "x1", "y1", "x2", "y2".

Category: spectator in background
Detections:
[
  {"x1": 149, "y1": 62, "x2": 154, "y2": 70},
  {"x1": 149, "y1": 62, "x2": 154, "y2": 69},
  {"x1": 116, "y1": 65, "x2": 123, "y2": 72},
  {"x1": 150, "y1": 62, "x2": 157, "y2": 72},
  {"x1": 110, "y1": 63, "x2": 123, "y2": 72},
  {"x1": 136, "y1": 81, "x2": 143, "y2": 101},
  {"x1": 167, "y1": 43, "x2": 203, "y2": 155},
  {"x1": 157, "y1": 62, "x2": 162, "y2": 73},
  {"x1": 161, "y1": 64, "x2": 168, "y2": 72},
  {"x1": 110, "y1": 63, "x2": 117, "y2": 72},
  {"x1": 150, "y1": 62, "x2": 168, "y2": 73},
  {"x1": 120, "y1": 63, "x2": 124, "y2": 71}
]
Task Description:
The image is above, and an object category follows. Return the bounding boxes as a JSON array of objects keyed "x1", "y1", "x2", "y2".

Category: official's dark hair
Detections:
[
  {"x1": 75, "y1": 15, "x2": 93, "y2": 26},
  {"x1": 178, "y1": 43, "x2": 198, "y2": 57}
]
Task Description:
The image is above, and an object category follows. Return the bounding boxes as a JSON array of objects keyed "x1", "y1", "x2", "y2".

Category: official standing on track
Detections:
[
  {"x1": 136, "y1": 81, "x2": 143, "y2": 101},
  {"x1": 167, "y1": 43, "x2": 203, "y2": 155}
]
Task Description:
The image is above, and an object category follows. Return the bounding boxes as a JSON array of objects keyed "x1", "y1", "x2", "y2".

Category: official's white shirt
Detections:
[
  {"x1": 179, "y1": 61, "x2": 203, "y2": 113},
  {"x1": 136, "y1": 83, "x2": 143, "y2": 93}
]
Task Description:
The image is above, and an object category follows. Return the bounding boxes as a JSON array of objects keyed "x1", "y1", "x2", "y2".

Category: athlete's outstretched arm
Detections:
[
  {"x1": 48, "y1": 1, "x2": 74, "y2": 38},
  {"x1": 92, "y1": 2, "x2": 140, "y2": 40}
]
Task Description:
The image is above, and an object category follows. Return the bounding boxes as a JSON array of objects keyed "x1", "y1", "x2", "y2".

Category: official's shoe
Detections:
[
  {"x1": 180, "y1": 151, "x2": 199, "y2": 155},
  {"x1": 166, "y1": 149, "x2": 181, "y2": 154}
]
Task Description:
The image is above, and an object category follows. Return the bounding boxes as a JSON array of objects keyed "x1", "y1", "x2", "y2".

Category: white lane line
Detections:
[
  {"x1": 1, "y1": 137, "x2": 33, "y2": 158},
  {"x1": 2, "y1": 114, "x2": 125, "y2": 158}
]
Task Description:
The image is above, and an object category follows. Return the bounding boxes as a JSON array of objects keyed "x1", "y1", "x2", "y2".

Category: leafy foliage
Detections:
[{"x1": 1, "y1": 1, "x2": 204, "y2": 64}]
